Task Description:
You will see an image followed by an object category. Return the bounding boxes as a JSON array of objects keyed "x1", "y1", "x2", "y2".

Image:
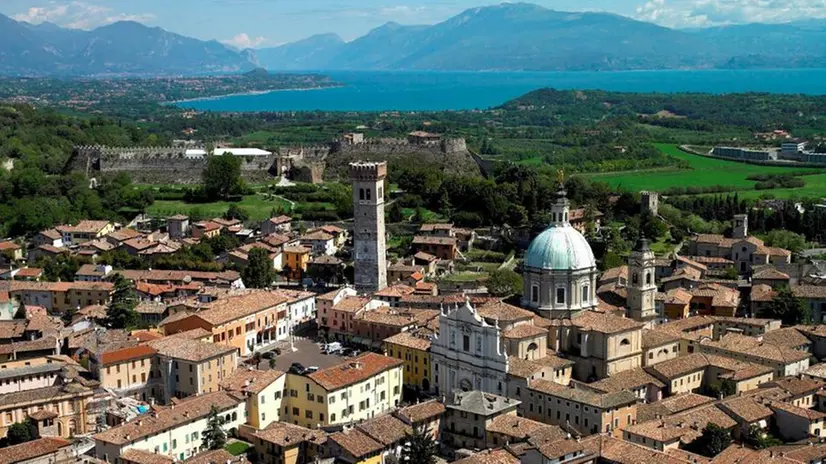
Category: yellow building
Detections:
[
  {"x1": 327, "y1": 429, "x2": 384, "y2": 464},
  {"x1": 96, "y1": 345, "x2": 157, "y2": 401},
  {"x1": 56, "y1": 220, "x2": 115, "y2": 245},
  {"x1": 148, "y1": 336, "x2": 238, "y2": 403},
  {"x1": 383, "y1": 331, "x2": 432, "y2": 391},
  {"x1": 283, "y1": 245, "x2": 311, "y2": 281},
  {"x1": 251, "y1": 422, "x2": 326, "y2": 464},
  {"x1": 220, "y1": 369, "x2": 286, "y2": 430},
  {"x1": 283, "y1": 353, "x2": 404, "y2": 428},
  {"x1": 0, "y1": 383, "x2": 94, "y2": 439}
]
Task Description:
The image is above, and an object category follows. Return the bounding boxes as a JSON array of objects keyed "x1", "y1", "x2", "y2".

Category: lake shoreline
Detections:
[{"x1": 168, "y1": 84, "x2": 344, "y2": 105}]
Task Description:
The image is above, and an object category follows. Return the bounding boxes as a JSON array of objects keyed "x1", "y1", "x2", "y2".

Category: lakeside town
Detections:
[{"x1": 2, "y1": 156, "x2": 826, "y2": 464}]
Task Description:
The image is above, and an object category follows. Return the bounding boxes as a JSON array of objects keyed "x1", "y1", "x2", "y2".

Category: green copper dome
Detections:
[{"x1": 524, "y1": 225, "x2": 596, "y2": 271}]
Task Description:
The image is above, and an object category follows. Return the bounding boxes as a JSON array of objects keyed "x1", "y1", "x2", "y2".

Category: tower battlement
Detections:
[{"x1": 349, "y1": 161, "x2": 387, "y2": 181}]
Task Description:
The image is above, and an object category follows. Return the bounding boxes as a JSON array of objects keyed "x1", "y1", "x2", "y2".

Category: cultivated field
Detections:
[{"x1": 589, "y1": 143, "x2": 825, "y2": 198}]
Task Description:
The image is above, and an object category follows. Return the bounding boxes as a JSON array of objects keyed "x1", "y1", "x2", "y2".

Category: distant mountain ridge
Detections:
[
  {"x1": 0, "y1": 15, "x2": 254, "y2": 75},
  {"x1": 253, "y1": 3, "x2": 826, "y2": 71},
  {"x1": 2, "y1": 3, "x2": 826, "y2": 75}
]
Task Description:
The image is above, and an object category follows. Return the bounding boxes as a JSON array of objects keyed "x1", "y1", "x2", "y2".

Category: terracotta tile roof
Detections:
[
  {"x1": 301, "y1": 230, "x2": 334, "y2": 241},
  {"x1": 753, "y1": 267, "x2": 791, "y2": 280},
  {"x1": 637, "y1": 393, "x2": 716, "y2": 422},
  {"x1": 501, "y1": 323, "x2": 548, "y2": 339},
  {"x1": 792, "y1": 285, "x2": 826, "y2": 299},
  {"x1": 530, "y1": 379, "x2": 638, "y2": 409},
  {"x1": 647, "y1": 353, "x2": 711, "y2": 379},
  {"x1": 571, "y1": 310, "x2": 643, "y2": 334},
  {"x1": 220, "y1": 369, "x2": 284, "y2": 394},
  {"x1": 15, "y1": 267, "x2": 42, "y2": 278},
  {"x1": 95, "y1": 391, "x2": 243, "y2": 445},
  {"x1": 37, "y1": 244, "x2": 66, "y2": 255},
  {"x1": 108, "y1": 228, "x2": 144, "y2": 242},
  {"x1": 267, "y1": 215, "x2": 292, "y2": 225},
  {"x1": 703, "y1": 354, "x2": 774, "y2": 381},
  {"x1": 329, "y1": 429, "x2": 384, "y2": 458},
  {"x1": 413, "y1": 251, "x2": 438, "y2": 262},
  {"x1": 395, "y1": 400, "x2": 446, "y2": 424},
  {"x1": 184, "y1": 449, "x2": 242, "y2": 464},
  {"x1": 718, "y1": 396, "x2": 773, "y2": 423},
  {"x1": 307, "y1": 353, "x2": 403, "y2": 391},
  {"x1": 310, "y1": 255, "x2": 342, "y2": 265},
  {"x1": 196, "y1": 291, "x2": 288, "y2": 325},
  {"x1": 625, "y1": 404, "x2": 737, "y2": 444},
  {"x1": 642, "y1": 329, "x2": 680, "y2": 348},
  {"x1": 661, "y1": 267, "x2": 703, "y2": 283},
  {"x1": 38, "y1": 229, "x2": 62, "y2": 240},
  {"x1": 581, "y1": 435, "x2": 684, "y2": 464},
  {"x1": 762, "y1": 327, "x2": 811, "y2": 349},
  {"x1": 0, "y1": 437, "x2": 71, "y2": 464},
  {"x1": 590, "y1": 367, "x2": 665, "y2": 392},
  {"x1": 474, "y1": 300, "x2": 537, "y2": 322},
  {"x1": 384, "y1": 331, "x2": 431, "y2": 351},
  {"x1": 56, "y1": 220, "x2": 111, "y2": 234},
  {"x1": 677, "y1": 255, "x2": 708, "y2": 271},
  {"x1": 148, "y1": 336, "x2": 236, "y2": 363},
  {"x1": 412, "y1": 235, "x2": 457, "y2": 246},
  {"x1": 356, "y1": 414, "x2": 412, "y2": 446},
  {"x1": 99, "y1": 344, "x2": 157, "y2": 366},
  {"x1": 453, "y1": 449, "x2": 519, "y2": 464},
  {"x1": 0, "y1": 320, "x2": 27, "y2": 339},
  {"x1": 657, "y1": 316, "x2": 716, "y2": 335},
  {"x1": 769, "y1": 400, "x2": 826, "y2": 420},
  {"x1": 374, "y1": 284, "x2": 416, "y2": 298},
  {"x1": 253, "y1": 421, "x2": 327, "y2": 447},
  {"x1": 600, "y1": 265, "x2": 628, "y2": 283},
  {"x1": 332, "y1": 296, "x2": 371, "y2": 313},
  {"x1": 782, "y1": 444, "x2": 826, "y2": 463},
  {"x1": 485, "y1": 414, "x2": 555, "y2": 440},
  {"x1": 531, "y1": 436, "x2": 588, "y2": 461},
  {"x1": 701, "y1": 332, "x2": 810, "y2": 364},
  {"x1": 764, "y1": 376, "x2": 822, "y2": 396},
  {"x1": 419, "y1": 223, "x2": 453, "y2": 232},
  {"x1": 685, "y1": 255, "x2": 734, "y2": 265},
  {"x1": 120, "y1": 449, "x2": 175, "y2": 464},
  {"x1": 0, "y1": 383, "x2": 93, "y2": 408}
]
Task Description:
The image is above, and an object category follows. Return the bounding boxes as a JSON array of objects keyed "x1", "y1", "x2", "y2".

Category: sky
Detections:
[{"x1": 4, "y1": 0, "x2": 826, "y2": 48}]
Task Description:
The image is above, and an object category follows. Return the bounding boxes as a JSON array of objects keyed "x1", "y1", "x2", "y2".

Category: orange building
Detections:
[
  {"x1": 192, "y1": 221, "x2": 222, "y2": 239},
  {"x1": 282, "y1": 245, "x2": 311, "y2": 281},
  {"x1": 162, "y1": 291, "x2": 290, "y2": 356}
]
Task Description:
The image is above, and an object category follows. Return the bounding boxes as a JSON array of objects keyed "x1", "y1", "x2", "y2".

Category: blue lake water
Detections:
[{"x1": 179, "y1": 69, "x2": 826, "y2": 112}]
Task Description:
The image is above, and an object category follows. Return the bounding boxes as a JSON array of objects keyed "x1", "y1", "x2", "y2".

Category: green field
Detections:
[
  {"x1": 146, "y1": 194, "x2": 291, "y2": 221},
  {"x1": 588, "y1": 144, "x2": 825, "y2": 198}
]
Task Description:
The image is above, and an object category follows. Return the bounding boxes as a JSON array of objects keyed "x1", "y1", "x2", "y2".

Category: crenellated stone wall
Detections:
[{"x1": 68, "y1": 136, "x2": 479, "y2": 184}]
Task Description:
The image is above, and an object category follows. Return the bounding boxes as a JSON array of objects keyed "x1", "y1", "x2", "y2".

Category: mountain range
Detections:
[{"x1": 2, "y1": 3, "x2": 826, "y2": 75}]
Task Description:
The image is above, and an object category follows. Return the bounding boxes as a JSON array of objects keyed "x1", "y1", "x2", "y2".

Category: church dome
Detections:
[{"x1": 524, "y1": 225, "x2": 596, "y2": 271}]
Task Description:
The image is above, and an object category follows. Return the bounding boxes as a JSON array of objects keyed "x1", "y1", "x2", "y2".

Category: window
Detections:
[
  {"x1": 531, "y1": 285, "x2": 539, "y2": 303},
  {"x1": 306, "y1": 410, "x2": 313, "y2": 419},
  {"x1": 292, "y1": 408, "x2": 299, "y2": 415},
  {"x1": 645, "y1": 273, "x2": 652, "y2": 285},
  {"x1": 359, "y1": 188, "x2": 365, "y2": 200},
  {"x1": 331, "y1": 413, "x2": 336, "y2": 422},
  {"x1": 556, "y1": 288, "x2": 566, "y2": 304},
  {"x1": 463, "y1": 335, "x2": 470, "y2": 352},
  {"x1": 476, "y1": 335, "x2": 482, "y2": 353},
  {"x1": 366, "y1": 189, "x2": 371, "y2": 200},
  {"x1": 620, "y1": 338, "x2": 630, "y2": 346},
  {"x1": 582, "y1": 285, "x2": 589, "y2": 302}
]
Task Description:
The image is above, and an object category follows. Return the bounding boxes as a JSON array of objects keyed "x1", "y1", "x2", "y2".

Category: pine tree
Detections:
[
  {"x1": 402, "y1": 425, "x2": 438, "y2": 464},
  {"x1": 106, "y1": 274, "x2": 139, "y2": 329},
  {"x1": 203, "y1": 406, "x2": 227, "y2": 450},
  {"x1": 242, "y1": 248, "x2": 274, "y2": 288}
]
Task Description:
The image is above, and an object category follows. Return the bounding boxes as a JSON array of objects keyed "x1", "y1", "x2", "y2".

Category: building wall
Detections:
[
  {"x1": 666, "y1": 370, "x2": 705, "y2": 395},
  {"x1": 0, "y1": 391, "x2": 91, "y2": 439},
  {"x1": 643, "y1": 342, "x2": 680, "y2": 367},
  {"x1": 522, "y1": 389, "x2": 637, "y2": 436},
  {"x1": 281, "y1": 366, "x2": 403, "y2": 429},
  {"x1": 99, "y1": 355, "x2": 154, "y2": 397},
  {"x1": 94, "y1": 402, "x2": 247, "y2": 462},
  {"x1": 503, "y1": 335, "x2": 547, "y2": 361},
  {"x1": 249, "y1": 375, "x2": 286, "y2": 429},
  {"x1": 351, "y1": 163, "x2": 388, "y2": 293},
  {"x1": 443, "y1": 407, "x2": 516, "y2": 450},
  {"x1": 384, "y1": 342, "x2": 431, "y2": 391},
  {"x1": 773, "y1": 408, "x2": 824, "y2": 442}
]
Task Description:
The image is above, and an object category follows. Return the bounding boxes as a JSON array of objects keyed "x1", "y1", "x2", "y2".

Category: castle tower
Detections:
[
  {"x1": 350, "y1": 162, "x2": 388, "y2": 292},
  {"x1": 627, "y1": 236, "x2": 657, "y2": 321},
  {"x1": 641, "y1": 191, "x2": 659, "y2": 216},
  {"x1": 733, "y1": 214, "x2": 748, "y2": 239}
]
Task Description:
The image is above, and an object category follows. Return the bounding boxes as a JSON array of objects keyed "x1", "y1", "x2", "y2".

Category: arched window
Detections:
[
  {"x1": 366, "y1": 188, "x2": 371, "y2": 200},
  {"x1": 232, "y1": 412, "x2": 238, "y2": 421},
  {"x1": 552, "y1": 212, "x2": 557, "y2": 222},
  {"x1": 527, "y1": 342, "x2": 538, "y2": 352},
  {"x1": 620, "y1": 338, "x2": 630, "y2": 346},
  {"x1": 645, "y1": 273, "x2": 651, "y2": 285},
  {"x1": 581, "y1": 285, "x2": 590, "y2": 302},
  {"x1": 632, "y1": 273, "x2": 639, "y2": 285},
  {"x1": 531, "y1": 285, "x2": 539, "y2": 303},
  {"x1": 359, "y1": 188, "x2": 365, "y2": 200},
  {"x1": 556, "y1": 288, "x2": 566, "y2": 305}
]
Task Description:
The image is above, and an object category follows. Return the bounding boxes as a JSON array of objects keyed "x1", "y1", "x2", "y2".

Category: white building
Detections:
[
  {"x1": 521, "y1": 182, "x2": 599, "y2": 319},
  {"x1": 431, "y1": 298, "x2": 509, "y2": 396}
]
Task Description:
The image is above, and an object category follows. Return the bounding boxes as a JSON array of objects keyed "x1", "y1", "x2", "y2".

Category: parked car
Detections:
[
  {"x1": 305, "y1": 366, "x2": 319, "y2": 373},
  {"x1": 262, "y1": 351, "x2": 276, "y2": 360},
  {"x1": 289, "y1": 362, "x2": 306, "y2": 374}
]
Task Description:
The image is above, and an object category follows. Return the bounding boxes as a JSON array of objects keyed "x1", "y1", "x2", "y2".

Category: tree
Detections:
[
  {"x1": 203, "y1": 406, "x2": 227, "y2": 450},
  {"x1": 268, "y1": 358, "x2": 277, "y2": 370},
  {"x1": 14, "y1": 301, "x2": 26, "y2": 320},
  {"x1": 692, "y1": 423, "x2": 732, "y2": 457},
  {"x1": 203, "y1": 154, "x2": 243, "y2": 201},
  {"x1": 486, "y1": 269, "x2": 523, "y2": 297},
  {"x1": 242, "y1": 248, "x2": 275, "y2": 289},
  {"x1": 224, "y1": 204, "x2": 249, "y2": 222},
  {"x1": 763, "y1": 229, "x2": 807, "y2": 254},
  {"x1": 106, "y1": 274, "x2": 139, "y2": 329},
  {"x1": 401, "y1": 425, "x2": 438, "y2": 464},
  {"x1": 765, "y1": 286, "x2": 810, "y2": 325},
  {"x1": 7, "y1": 419, "x2": 35, "y2": 445},
  {"x1": 388, "y1": 201, "x2": 404, "y2": 223},
  {"x1": 746, "y1": 424, "x2": 783, "y2": 449}
]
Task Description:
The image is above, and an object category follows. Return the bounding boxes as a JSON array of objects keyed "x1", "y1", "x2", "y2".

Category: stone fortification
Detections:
[{"x1": 68, "y1": 136, "x2": 478, "y2": 184}]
